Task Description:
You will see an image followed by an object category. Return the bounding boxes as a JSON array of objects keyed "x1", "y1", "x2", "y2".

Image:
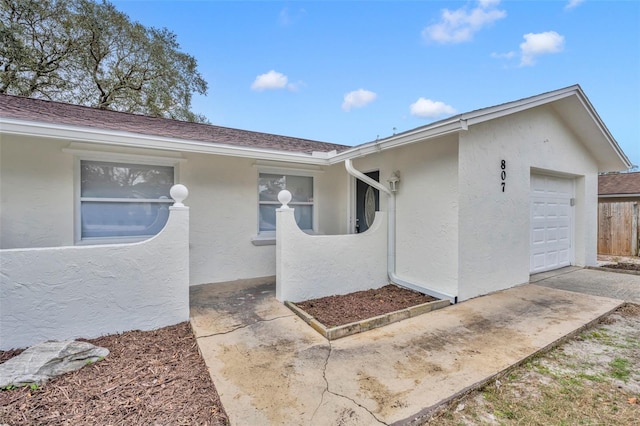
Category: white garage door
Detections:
[{"x1": 530, "y1": 174, "x2": 574, "y2": 273}]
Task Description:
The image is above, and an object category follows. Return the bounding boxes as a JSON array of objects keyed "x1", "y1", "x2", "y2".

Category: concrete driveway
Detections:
[
  {"x1": 190, "y1": 275, "x2": 624, "y2": 425},
  {"x1": 532, "y1": 266, "x2": 640, "y2": 303}
]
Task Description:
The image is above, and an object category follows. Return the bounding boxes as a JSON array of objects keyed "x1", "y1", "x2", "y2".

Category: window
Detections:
[
  {"x1": 258, "y1": 173, "x2": 313, "y2": 232},
  {"x1": 80, "y1": 160, "x2": 174, "y2": 240}
]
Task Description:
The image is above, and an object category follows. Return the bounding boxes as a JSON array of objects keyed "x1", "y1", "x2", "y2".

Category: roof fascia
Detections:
[
  {"x1": 0, "y1": 118, "x2": 329, "y2": 166},
  {"x1": 461, "y1": 85, "x2": 580, "y2": 126},
  {"x1": 327, "y1": 118, "x2": 465, "y2": 164},
  {"x1": 571, "y1": 90, "x2": 632, "y2": 169},
  {"x1": 326, "y1": 86, "x2": 602, "y2": 164}
]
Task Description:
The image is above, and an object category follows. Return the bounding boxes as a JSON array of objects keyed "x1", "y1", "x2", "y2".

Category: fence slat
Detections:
[{"x1": 598, "y1": 201, "x2": 640, "y2": 256}]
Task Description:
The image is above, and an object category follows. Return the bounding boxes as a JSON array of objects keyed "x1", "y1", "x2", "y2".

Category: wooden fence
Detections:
[{"x1": 598, "y1": 201, "x2": 639, "y2": 256}]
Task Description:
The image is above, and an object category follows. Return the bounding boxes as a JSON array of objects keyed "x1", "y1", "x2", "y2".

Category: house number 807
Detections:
[{"x1": 500, "y1": 160, "x2": 506, "y2": 192}]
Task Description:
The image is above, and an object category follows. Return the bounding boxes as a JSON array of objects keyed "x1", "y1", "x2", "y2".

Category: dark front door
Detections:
[{"x1": 356, "y1": 170, "x2": 380, "y2": 233}]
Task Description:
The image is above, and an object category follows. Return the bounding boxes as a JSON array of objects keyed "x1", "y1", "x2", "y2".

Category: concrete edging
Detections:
[{"x1": 285, "y1": 299, "x2": 451, "y2": 340}]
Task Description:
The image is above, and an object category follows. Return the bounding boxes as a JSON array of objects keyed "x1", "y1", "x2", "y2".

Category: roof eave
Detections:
[
  {"x1": 572, "y1": 88, "x2": 632, "y2": 171},
  {"x1": 327, "y1": 117, "x2": 465, "y2": 164},
  {"x1": 0, "y1": 118, "x2": 330, "y2": 165}
]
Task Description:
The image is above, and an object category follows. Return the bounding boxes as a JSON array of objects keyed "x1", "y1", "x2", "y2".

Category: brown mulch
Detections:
[
  {"x1": 294, "y1": 284, "x2": 438, "y2": 327},
  {"x1": 603, "y1": 262, "x2": 640, "y2": 272},
  {"x1": 0, "y1": 322, "x2": 229, "y2": 426}
]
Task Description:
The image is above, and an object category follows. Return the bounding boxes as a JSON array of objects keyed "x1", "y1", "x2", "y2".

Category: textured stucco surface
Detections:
[
  {"x1": 0, "y1": 207, "x2": 189, "y2": 350},
  {"x1": 350, "y1": 135, "x2": 460, "y2": 298},
  {"x1": 0, "y1": 135, "x2": 74, "y2": 249},
  {"x1": 180, "y1": 154, "x2": 350, "y2": 286},
  {"x1": 0, "y1": 136, "x2": 349, "y2": 287},
  {"x1": 457, "y1": 105, "x2": 599, "y2": 300},
  {"x1": 276, "y1": 209, "x2": 388, "y2": 302}
]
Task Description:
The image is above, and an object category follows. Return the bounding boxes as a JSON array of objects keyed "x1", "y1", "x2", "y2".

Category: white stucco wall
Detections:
[
  {"x1": 0, "y1": 206, "x2": 189, "y2": 350},
  {"x1": 0, "y1": 135, "x2": 74, "y2": 248},
  {"x1": 276, "y1": 209, "x2": 388, "y2": 302},
  {"x1": 457, "y1": 105, "x2": 599, "y2": 300},
  {"x1": 0, "y1": 136, "x2": 350, "y2": 287},
  {"x1": 180, "y1": 154, "x2": 273, "y2": 284},
  {"x1": 181, "y1": 154, "x2": 349, "y2": 286},
  {"x1": 350, "y1": 135, "x2": 459, "y2": 298},
  {"x1": 316, "y1": 163, "x2": 349, "y2": 235}
]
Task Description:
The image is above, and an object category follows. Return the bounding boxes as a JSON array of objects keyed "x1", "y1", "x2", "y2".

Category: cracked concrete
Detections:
[{"x1": 190, "y1": 272, "x2": 625, "y2": 425}]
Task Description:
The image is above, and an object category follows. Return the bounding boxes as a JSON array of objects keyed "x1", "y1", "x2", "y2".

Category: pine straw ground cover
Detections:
[{"x1": 0, "y1": 322, "x2": 228, "y2": 425}]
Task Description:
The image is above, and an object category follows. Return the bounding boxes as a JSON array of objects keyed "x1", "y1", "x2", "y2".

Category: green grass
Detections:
[{"x1": 609, "y1": 357, "x2": 632, "y2": 381}]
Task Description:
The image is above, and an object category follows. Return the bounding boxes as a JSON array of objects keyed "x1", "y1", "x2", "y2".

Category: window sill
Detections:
[
  {"x1": 251, "y1": 235, "x2": 276, "y2": 246},
  {"x1": 251, "y1": 229, "x2": 321, "y2": 246}
]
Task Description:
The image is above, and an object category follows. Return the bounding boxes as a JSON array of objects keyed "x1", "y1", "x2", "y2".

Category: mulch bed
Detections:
[
  {"x1": 0, "y1": 322, "x2": 229, "y2": 425},
  {"x1": 294, "y1": 284, "x2": 437, "y2": 328}
]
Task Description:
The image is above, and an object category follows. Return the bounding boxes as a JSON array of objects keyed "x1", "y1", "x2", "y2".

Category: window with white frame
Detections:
[
  {"x1": 258, "y1": 173, "x2": 313, "y2": 232},
  {"x1": 79, "y1": 160, "x2": 174, "y2": 240}
]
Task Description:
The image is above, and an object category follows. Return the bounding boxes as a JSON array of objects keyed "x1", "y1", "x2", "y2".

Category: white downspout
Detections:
[{"x1": 345, "y1": 159, "x2": 457, "y2": 303}]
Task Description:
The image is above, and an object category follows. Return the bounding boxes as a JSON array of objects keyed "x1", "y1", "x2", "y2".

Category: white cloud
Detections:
[
  {"x1": 251, "y1": 70, "x2": 300, "y2": 91},
  {"x1": 410, "y1": 98, "x2": 456, "y2": 118},
  {"x1": 519, "y1": 31, "x2": 565, "y2": 66},
  {"x1": 565, "y1": 0, "x2": 585, "y2": 10},
  {"x1": 342, "y1": 89, "x2": 377, "y2": 111},
  {"x1": 422, "y1": 0, "x2": 506, "y2": 44},
  {"x1": 279, "y1": 7, "x2": 307, "y2": 26}
]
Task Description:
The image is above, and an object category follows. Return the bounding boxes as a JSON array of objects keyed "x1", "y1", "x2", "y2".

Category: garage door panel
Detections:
[
  {"x1": 545, "y1": 251, "x2": 559, "y2": 266},
  {"x1": 532, "y1": 201, "x2": 546, "y2": 219},
  {"x1": 546, "y1": 227, "x2": 558, "y2": 243},
  {"x1": 532, "y1": 228, "x2": 546, "y2": 244},
  {"x1": 532, "y1": 253, "x2": 546, "y2": 270},
  {"x1": 530, "y1": 174, "x2": 574, "y2": 273}
]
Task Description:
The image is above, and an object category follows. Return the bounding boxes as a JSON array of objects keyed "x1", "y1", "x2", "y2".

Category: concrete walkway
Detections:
[
  {"x1": 190, "y1": 278, "x2": 623, "y2": 425},
  {"x1": 532, "y1": 266, "x2": 640, "y2": 303}
]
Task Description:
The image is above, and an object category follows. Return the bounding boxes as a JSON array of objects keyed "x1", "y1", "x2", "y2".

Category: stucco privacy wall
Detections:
[
  {"x1": 181, "y1": 154, "x2": 349, "y2": 286},
  {"x1": 457, "y1": 105, "x2": 599, "y2": 301},
  {"x1": 0, "y1": 135, "x2": 350, "y2": 286},
  {"x1": 0, "y1": 135, "x2": 74, "y2": 248},
  {"x1": 276, "y1": 209, "x2": 388, "y2": 302},
  {"x1": 0, "y1": 206, "x2": 189, "y2": 350},
  {"x1": 351, "y1": 134, "x2": 460, "y2": 298}
]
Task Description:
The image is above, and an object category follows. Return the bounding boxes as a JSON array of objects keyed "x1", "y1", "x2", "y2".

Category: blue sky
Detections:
[{"x1": 112, "y1": 0, "x2": 639, "y2": 168}]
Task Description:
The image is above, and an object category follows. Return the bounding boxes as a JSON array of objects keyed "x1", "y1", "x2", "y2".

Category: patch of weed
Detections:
[
  {"x1": 577, "y1": 372, "x2": 604, "y2": 383},
  {"x1": 609, "y1": 357, "x2": 631, "y2": 381}
]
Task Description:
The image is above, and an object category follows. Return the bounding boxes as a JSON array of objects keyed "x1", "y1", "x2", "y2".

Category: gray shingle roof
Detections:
[
  {"x1": 0, "y1": 94, "x2": 350, "y2": 154},
  {"x1": 599, "y1": 172, "x2": 640, "y2": 195}
]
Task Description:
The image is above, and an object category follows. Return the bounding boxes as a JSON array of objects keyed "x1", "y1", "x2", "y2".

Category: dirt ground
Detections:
[{"x1": 423, "y1": 303, "x2": 640, "y2": 425}]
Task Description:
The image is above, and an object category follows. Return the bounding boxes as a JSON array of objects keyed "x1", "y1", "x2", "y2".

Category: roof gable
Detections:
[
  {"x1": 333, "y1": 85, "x2": 631, "y2": 171},
  {"x1": 0, "y1": 94, "x2": 348, "y2": 155}
]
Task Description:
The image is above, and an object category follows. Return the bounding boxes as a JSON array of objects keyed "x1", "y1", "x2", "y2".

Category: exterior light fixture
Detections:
[{"x1": 387, "y1": 172, "x2": 400, "y2": 192}]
